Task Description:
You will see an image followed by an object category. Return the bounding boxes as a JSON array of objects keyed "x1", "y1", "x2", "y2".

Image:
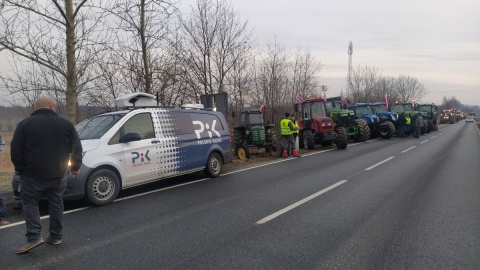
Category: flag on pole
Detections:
[
  {"x1": 384, "y1": 93, "x2": 389, "y2": 111},
  {"x1": 340, "y1": 90, "x2": 347, "y2": 108},
  {"x1": 296, "y1": 88, "x2": 302, "y2": 112},
  {"x1": 259, "y1": 104, "x2": 267, "y2": 112}
]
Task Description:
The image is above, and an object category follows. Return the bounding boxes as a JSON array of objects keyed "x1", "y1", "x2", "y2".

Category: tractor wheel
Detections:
[
  {"x1": 303, "y1": 130, "x2": 315, "y2": 150},
  {"x1": 379, "y1": 121, "x2": 395, "y2": 139},
  {"x1": 335, "y1": 126, "x2": 348, "y2": 149},
  {"x1": 355, "y1": 119, "x2": 370, "y2": 142},
  {"x1": 299, "y1": 131, "x2": 305, "y2": 149},
  {"x1": 421, "y1": 120, "x2": 427, "y2": 135},
  {"x1": 426, "y1": 120, "x2": 432, "y2": 133},
  {"x1": 233, "y1": 129, "x2": 244, "y2": 145},
  {"x1": 236, "y1": 144, "x2": 250, "y2": 159}
]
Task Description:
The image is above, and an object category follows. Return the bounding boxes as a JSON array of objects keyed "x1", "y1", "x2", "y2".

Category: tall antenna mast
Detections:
[{"x1": 347, "y1": 41, "x2": 353, "y2": 99}]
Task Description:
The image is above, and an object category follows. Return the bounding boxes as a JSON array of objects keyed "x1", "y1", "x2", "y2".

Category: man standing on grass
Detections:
[{"x1": 10, "y1": 97, "x2": 83, "y2": 254}]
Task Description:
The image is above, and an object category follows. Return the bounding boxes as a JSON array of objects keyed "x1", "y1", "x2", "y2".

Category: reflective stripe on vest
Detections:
[{"x1": 280, "y1": 118, "x2": 292, "y2": 135}]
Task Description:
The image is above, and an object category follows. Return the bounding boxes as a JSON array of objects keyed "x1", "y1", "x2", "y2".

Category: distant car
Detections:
[
  {"x1": 465, "y1": 112, "x2": 476, "y2": 123},
  {"x1": 0, "y1": 132, "x2": 6, "y2": 154}
]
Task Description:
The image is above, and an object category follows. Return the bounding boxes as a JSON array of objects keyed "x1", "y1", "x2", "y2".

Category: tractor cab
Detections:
[
  {"x1": 326, "y1": 96, "x2": 370, "y2": 142},
  {"x1": 233, "y1": 108, "x2": 277, "y2": 159},
  {"x1": 295, "y1": 97, "x2": 347, "y2": 150},
  {"x1": 240, "y1": 110, "x2": 264, "y2": 127},
  {"x1": 417, "y1": 104, "x2": 439, "y2": 131}
]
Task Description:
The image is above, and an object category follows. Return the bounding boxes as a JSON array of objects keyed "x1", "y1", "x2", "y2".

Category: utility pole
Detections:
[{"x1": 347, "y1": 41, "x2": 353, "y2": 100}]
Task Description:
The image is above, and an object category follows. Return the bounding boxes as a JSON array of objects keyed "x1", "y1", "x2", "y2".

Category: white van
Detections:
[
  {"x1": 465, "y1": 112, "x2": 476, "y2": 123},
  {"x1": 65, "y1": 93, "x2": 233, "y2": 206}
]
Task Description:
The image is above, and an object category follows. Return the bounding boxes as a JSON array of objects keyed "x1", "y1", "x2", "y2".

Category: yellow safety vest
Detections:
[
  {"x1": 291, "y1": 120, "x2": 299, "y2": 134},
  {"x1": 280, "y1": 118, "x2": 293, "y2": 135},
  {"x1": 405, "y1": 116, "x2": 411, "y2": 125}
]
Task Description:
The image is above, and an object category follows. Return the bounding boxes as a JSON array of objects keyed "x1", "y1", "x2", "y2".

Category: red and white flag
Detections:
[
  {"x1": 259, "y1": 104, "x2": 267, "y2": 112},
  {"x1": 296, "y1": 88, "x2": 302, "y2": 112},
  {"x1": 340, "y1": 90, "x2": 347, "y2": 108},
  {"x1": 384, "y1": 93, "x2": 389, "y2": 111},
  {"x1": 296, "y1": 89, "x2": 302, "y2": 104}
]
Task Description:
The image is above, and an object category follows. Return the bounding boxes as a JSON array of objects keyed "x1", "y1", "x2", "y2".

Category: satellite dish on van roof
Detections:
[{"x1": 114, "y1": 93, "x2": 157, "y2": 108}]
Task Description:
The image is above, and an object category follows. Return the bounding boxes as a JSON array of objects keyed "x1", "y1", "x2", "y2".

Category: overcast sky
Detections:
[
  {"x1": 181, "y1": 0, "x2": 480, "y2": 106},
  {"x1": 1, "y1": 0, "x2": 478, "y2": 107}
]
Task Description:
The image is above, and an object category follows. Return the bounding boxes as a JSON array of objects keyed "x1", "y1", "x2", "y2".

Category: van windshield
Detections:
[{"x1": 76, "y1": 113, "x2": 126, "y2": 140}]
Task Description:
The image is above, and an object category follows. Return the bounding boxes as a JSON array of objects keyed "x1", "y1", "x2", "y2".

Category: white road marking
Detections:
[
  {"x1": 431, "y1": 135, "x2": 437, "y2": 139},
  {"x1": 365, "y1": 156, "x2": 395, "y2": 170},
  {"x1": 420, "y1": 140, "x2": 429, "y2": 144},
  {"x1": 0, "y1": 140, "x2": 377, "y2": 230},
  {"x1": 256, "y1": 180, "x2": 348, "y2": 225},
  {"x1": 401, "y1": 146, "x2": 416, "y2": 153}
]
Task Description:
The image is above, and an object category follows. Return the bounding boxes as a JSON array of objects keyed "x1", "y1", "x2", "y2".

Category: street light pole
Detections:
[{"x1": 321, "y1": 85, "x2": 328, "y2": 99}]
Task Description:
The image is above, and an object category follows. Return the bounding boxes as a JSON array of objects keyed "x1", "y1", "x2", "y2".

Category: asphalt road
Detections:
[{"x1": 1, "y1": 121, "x2": 479, "y2": 269}]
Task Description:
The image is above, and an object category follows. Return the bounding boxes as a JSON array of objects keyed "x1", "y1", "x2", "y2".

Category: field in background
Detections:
[{"x1": 0, "y1": 131, "x2": 14, "y2": 191}]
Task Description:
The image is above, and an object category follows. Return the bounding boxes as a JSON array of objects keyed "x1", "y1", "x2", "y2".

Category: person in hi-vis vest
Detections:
[
  {"x1": 280, "y1": 112, "x2": 298, "y2": 157},
  {"x1": 290, "y1": 114, "x2": 299, "y2": 153}
]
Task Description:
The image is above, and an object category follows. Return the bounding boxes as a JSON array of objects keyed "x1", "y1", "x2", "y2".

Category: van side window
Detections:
[
  {"x1": 124, "y1": 113, "x2": 155, "y2": 139},
  {"x1": 109, "y1": 113, "x2": 155, "y2": 145}
]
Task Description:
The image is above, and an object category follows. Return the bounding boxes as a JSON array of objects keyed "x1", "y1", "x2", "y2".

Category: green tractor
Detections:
[
  {"x1": 390, "y1": 103, "x2": 428, "y2": 135},
  {"x1": 325, "y1": 96, "x2": 370, "y2": 142},
  {"x1": 233, "y1": 108, "x2": 278, "y2": 159},
  {"x1": 417, "y1": 103, "x2": 439, "y2": 132}
]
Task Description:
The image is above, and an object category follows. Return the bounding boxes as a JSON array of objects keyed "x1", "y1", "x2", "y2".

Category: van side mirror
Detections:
[{"x1": 120, "y1": 133, "x2": 141, "y2": 143}]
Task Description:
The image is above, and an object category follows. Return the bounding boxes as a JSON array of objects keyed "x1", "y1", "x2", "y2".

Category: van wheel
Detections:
[
  {"x1": 85, "y1": 169, "x2": 120, "y2": 206},
  {"x1": 205, "y1": 153, "x2": 223, "y2": 178}
]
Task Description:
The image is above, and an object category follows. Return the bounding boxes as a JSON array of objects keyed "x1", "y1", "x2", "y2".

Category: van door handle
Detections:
[{"x1": 151, "y1": 139, "x2": 161, "y2": 144}]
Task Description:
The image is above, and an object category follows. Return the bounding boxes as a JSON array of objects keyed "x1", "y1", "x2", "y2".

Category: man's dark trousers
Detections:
[{"x1": 21, "y1": 175, "x2": 66, "y2": 241}]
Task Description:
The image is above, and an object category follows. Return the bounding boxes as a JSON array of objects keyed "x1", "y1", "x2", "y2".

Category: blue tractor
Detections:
[{"x1": 349, "y1": 103, "x2": 396, "y2": 139}]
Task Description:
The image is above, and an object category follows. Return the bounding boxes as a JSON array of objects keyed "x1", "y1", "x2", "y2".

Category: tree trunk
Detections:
[
  {"x1": 140, "y1": 0, "x2": 151, "y2": 94},
  {"x1": 65, "y1": 0, "x2": 78, "y2": 123}
]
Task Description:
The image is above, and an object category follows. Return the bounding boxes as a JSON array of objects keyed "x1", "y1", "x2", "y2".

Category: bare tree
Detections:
[
  {"x1": 292, "y1": 49, "x2": 322, "y2": 101},
  {"x1": 0, "y1": 0, "x2": 106, "y2": 123},
  {"x1": 102, "y1": 0, "x2": 177, "y2": 95},
  {"x1": 255, "y1": 38, "x2": 291, "y2": 124},
  {"x1": 372, "y1": 76, "x2": 398, "y2": 103},
  {"x1": 394, "y1": 75, "x2": 427, "y2": 103},
  {"x1": 347, "y1": 64, "x2": 382, "y2": 103},
  {"x1": 179, "y1": 0, "x2": 252, "y2": 95}
]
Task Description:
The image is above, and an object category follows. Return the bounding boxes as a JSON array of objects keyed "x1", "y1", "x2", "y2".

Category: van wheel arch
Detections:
[
  {"x1": 85, "y1": 166, "x2": 122, "y2": 206},
  {"x1": 204, "y1": 151, "x2": 224, "y2": 178}
]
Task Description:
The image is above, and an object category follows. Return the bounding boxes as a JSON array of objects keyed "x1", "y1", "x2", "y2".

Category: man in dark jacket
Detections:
[
  {"x1": 11, "y1": 97, "x2": 83, "y2": 254},
  {"x1": 397, "y1": 112, "x2": 407, "y2": 137}
]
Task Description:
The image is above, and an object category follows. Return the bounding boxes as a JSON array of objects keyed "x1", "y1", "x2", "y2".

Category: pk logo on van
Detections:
[
  {"x1": 131, "y1": 150, "x2": 151, "y2": 167},
  {"x1": 193, "y1": 120, "x2": 222, "y2": 145}
]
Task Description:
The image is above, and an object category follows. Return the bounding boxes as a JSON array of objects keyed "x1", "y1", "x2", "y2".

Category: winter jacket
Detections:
[
  {"x1": 415, "y1": 115, "x2": 424, "y2": 128},
  {"x1": 10, "y1": 108, "x2": 83, "y2": 179}
]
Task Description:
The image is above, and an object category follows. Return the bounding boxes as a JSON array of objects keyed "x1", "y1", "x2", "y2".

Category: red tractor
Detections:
[{"x1": 295, "y1": 97, "x2": 348, "y2": 150}]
